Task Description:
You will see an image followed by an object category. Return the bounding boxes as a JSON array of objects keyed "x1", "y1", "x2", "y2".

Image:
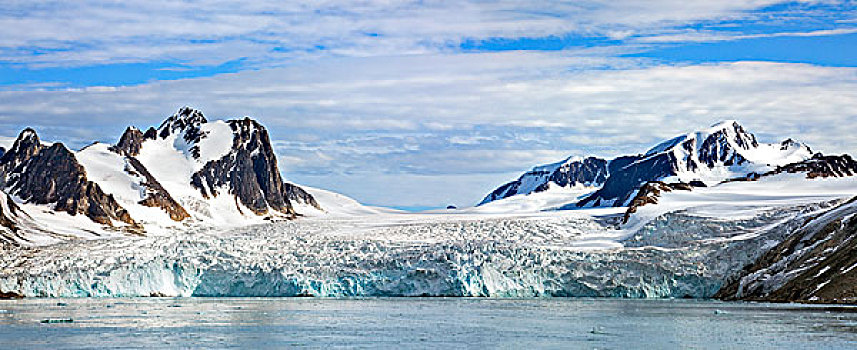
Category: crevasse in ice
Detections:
[{"x1": 0, "y1": 199, "x2": 844, "y2": 298}]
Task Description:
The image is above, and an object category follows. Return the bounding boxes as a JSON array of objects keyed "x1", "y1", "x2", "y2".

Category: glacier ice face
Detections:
[{"x1": 1, "y1": 199, "x2": 846, "y2": 298}]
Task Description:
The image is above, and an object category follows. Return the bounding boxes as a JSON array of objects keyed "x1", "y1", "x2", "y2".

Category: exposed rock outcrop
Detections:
[
  {"x1": 110, "y1": 126, "x2": 146, "y2": 157},
  {"x1": 159, "y1": 106, "x2": 208, "y2": 159},
  {"x1": 0, "y1": 190, "x2": 28, "y2": 244},
  {"x1": 772, "y1": 153, "x2": 857, "y2": 178},
  {"x1": 190, "y1": 117, "x2": 310, "y2": 216},
  {"x1": 621, "y1": 153, "x2": 855, "y2": 224},
  {"x1": 285, "y1": 182, "x2": 322, "y2": 211},
  {"x1": 480, "y1": 157, "x2": 608, "y2": 205},
  {"x1": 0, "y1": 129, "x2": 44, "y2": 186},
  {"x1": 716, "y1": 196, "x2": 857, "y2": 303},
  {"x1": 107, "y1": 126, "x2": 190, "y2": 222},
  {"x1": 577, "y1": 154, "x2": 676, "y2": 207},
  {"x1": 0, "y1": 130, "x2": 141, "y2": 232},
  {"x1": 622, "y1": 181, "x2": 701, "y2": 223},
  {"x1": 576, "y1": 121, "x2": 812, "y2": 208},
  {"x1": 125, "y1": 157, "x2": 190, "y2": 221},
  {"x1": 0, "y1": 107, "x2": 321, "y2": 237}
]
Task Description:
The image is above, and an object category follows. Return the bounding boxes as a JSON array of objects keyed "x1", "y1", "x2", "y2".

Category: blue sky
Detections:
[{"x1": 1, "y1": 1, "x2": 856, "y2": 210}]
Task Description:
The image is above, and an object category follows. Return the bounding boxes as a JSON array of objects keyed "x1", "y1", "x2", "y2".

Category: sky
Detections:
[{"x1": 1, "y1": 1, "x2": 856, "y2": 210}]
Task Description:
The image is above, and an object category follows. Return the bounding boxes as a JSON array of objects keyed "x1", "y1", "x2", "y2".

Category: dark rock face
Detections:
[
  {"x1": 190, "y1": 117, "x2": 316, "y2": 216},
  {"x1": 159, "y1": 107, "x2": 208, "y2": 159},
  {"x1": 716, "y1": 197, "x2": 857, "y2": 303},
  {"x1": 696, "y1": 122, "x2": 757, "y2": 168},
  {"x1": 125, "y1": 157, "x2": 190, "y2": 221},
  {"x1": 109, "y1": 126, "x2": 190, "y2": 222},
  {"x1": 284, "y1": 182, "x2": 321, "y2": 211},
  {"x1": 724, "y1": 154, "x2": 857, "y2": 184},
  {"x1": 481, "y1": 181, "x2": 520, "y2": 205},
  {"x1": 577, "y1": 121, "x2": 809, "y2": 208},
  {"x1": 538, "y1": 157, "x2": 609, "y2": 191},
  {"x1": 142, "y1": 127, "x2": 158, "y2": 140},
  {"x1": 577, "y1": 154, "x2": 676, "y2": 207},
  {"x1": 152, "y1": 107, "x2": 319, "y2": 217},
  {"x1": 772, "y1": 153, "x2": 857, "y2": 178},
  {"x1": 480, "y1": 157, "x2": 608, "y2": 205},
  {"x1": 622, "y1": 181, "x2": 696, "y2": 223},
  {"x1": 0, "y1": 129, "x2": 44, "y2": 186},
  {"x1": 110, "y1": 127, "x2": 146, "y2": 157},
  {"x1": 0, "y1": 108, "x2": 321, "y2": 235},
  {"x1": 3, "y1": 141, "x2": 140, "y2": 231}
]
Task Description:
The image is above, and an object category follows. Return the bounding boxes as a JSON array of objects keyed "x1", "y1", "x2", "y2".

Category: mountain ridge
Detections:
[
  {"x1": 0, "y1": 107, "x2": 325, "y2": 245},
  {"x1": 481, "y1": 120, "x2": 845, "y2": 211}
]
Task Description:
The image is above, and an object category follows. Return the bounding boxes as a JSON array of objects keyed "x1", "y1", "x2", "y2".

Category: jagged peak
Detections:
[
  {"x1": 692, "y1": 120, "x2": 753, "y2": 144},
  {"x1": 44, "y1": 142, "x2": 72, "y2": 154},
  {"x1": 17, "y1": 128, "x2": 39, "y2": 142},
  {"x1": 780, "y1": 138, "x2": 812, "y2": 153},
  {"x1": 228, "y1": 116, "x2": 266, "y2": 132},
  {"x1": 532, "y1": 155, "x2": 603, "y2": 173},
  {"x1": 158, "y1": 107, "x2": 208, "y2": 139},
  {"x1": 111, "y1": 126, "x2": 146, "y2": 156},
  {"x1": 646, "y1": 119, "x2": 759, "y2": 156},
  {"x1": 119, "y1": 126, "x2": 142, "y2": 137},
  {"x1": 143, "y1": 127, "x2": 158, "y2": 140},
  {"x1": 707, "y1": 119, "x2": 741, "y2": 131},
  {"x1": 9, "y1": 128, "x2": 42, "y2": 154}
]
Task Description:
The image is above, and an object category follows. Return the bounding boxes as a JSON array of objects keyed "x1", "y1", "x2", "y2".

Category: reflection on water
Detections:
[{"x1": 2, "y1": 298, "x2": 857, "y2": 349}]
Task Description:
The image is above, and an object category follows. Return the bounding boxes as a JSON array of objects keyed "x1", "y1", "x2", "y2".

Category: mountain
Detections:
[
  {"x1": 577, "y1": 120, "x2": 813, "y2": 207},
  {"x1": 0, "y1": 129, "x2": 142, "y2": 233},
  {"x1": 715, "y1": 196, "x2": 857, "y2": 303},
  {"x1": 0, "y1": 107, "x2": 328, "y2": 244},
  {"x1": 479, "y1": 156, "x2": 608, "y2": 206},
  {"x1": 2, "y1": 115, "x2": 856, "y2": 302},
  {"x1": 621, "y1": 153, "x2": 857, "y2": 223},
  {"x1": 480, "y1": 120, "x2": 823, "y2": 211}
]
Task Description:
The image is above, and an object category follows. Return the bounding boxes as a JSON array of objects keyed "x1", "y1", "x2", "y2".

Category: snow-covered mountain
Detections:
[
  {"x1": 481, "y1": 120, "x2": 831, "y2": 210},
  {"x1": 578, "y1": 120, "x2": 814, "y2": 207},
  {"x1": 479, "y1": 156, "x2": 607, "y2": 205},
  {"x1": 0, "y1": 107, "x2": 371, "y2": 245},
  {"x1": 1, "y1": 116, "x2": 856, "y2": 303}
]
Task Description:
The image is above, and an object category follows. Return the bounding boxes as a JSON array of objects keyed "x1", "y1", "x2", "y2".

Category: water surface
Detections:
[{"x1": 1, "y1": 298, "x2": 856, "y2": 349}]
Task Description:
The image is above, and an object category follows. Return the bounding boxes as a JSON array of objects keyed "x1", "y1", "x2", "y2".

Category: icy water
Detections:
[{"x1": 1, "y1": 298, "x2": 857, "y2": 349}]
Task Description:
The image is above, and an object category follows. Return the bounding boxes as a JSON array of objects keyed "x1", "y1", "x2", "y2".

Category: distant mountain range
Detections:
[
  {"x1": 480, "y1": 120, "x2": 856, "y2": 212},
  {"x1": 1, "y1": 114, "x2": 856, "y2": 304},
  {"x1": 0, "y1": 107, "x2": 324, "y2": 245}
]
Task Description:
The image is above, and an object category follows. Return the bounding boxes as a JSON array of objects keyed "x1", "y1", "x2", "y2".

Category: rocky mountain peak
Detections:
[
  {"x1": 479, "y1": 156, "x2": 609, "y2": 205},
  {"x1": 704, "y1": 120, "x2": 759, "y2": 151},
  {"x1": 0, "y1": 128, "x2": 45, "y2": 183},
  {"x1": 143, "y1": 127, "x2": 158, "y2": 140},
  {"x1": 6, "y1": 142, "x2": 141, "y2": 231},
  {"x1": 190, "y1": 116, "x2": 297, "y2": 216},
  {"x1": 110, "y1": 126, "x2": 146, "y2": 156},
  {"x1": 158, "y1": 107, "x2": 208, "y2": 141},
  {"x1": 7, "y1": 128, "x2": 43, "y2": 158},
  {"x1": 571, "y1": 120, "x2": 814, "y2": 208}
]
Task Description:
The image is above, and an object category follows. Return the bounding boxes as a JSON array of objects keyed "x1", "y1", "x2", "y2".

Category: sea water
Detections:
[{"x1": 1, "y1": 298, "x2": 856, "y2": 349}]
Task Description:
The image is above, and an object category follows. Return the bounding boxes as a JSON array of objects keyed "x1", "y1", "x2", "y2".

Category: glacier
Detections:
[{"x1": 0, "y1": 195, "x2": 847, "y2": 298}]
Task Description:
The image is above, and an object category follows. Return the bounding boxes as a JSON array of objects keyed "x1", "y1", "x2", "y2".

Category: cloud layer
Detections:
[
  {"x1": 1, "y1": 53, "x2": 855, "y2": 207},
  {"x1": 3, "y1": 0, "x2": 850, "y2": 68},
  {"x1": 2, "y1": 1, "x2": 856, "y2": 208}
]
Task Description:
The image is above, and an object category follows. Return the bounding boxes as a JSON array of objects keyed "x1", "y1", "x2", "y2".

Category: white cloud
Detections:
[
  {"x1": 0, "y1": 53, "x2": 854, "y2": 206},
  {"x1": 635, "y1": 27, "x2": 857, "y2": 43},
  {"x1": 0, "y1": 0, "x2": 818, "y2": 67}
]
